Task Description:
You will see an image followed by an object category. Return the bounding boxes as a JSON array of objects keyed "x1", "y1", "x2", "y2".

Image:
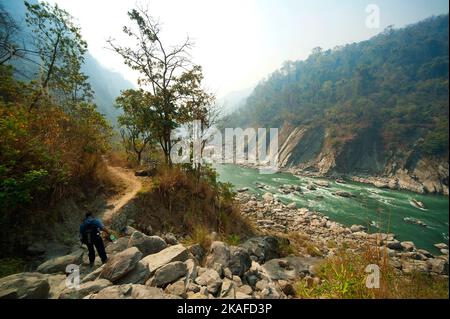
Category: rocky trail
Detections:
[
  {"x1": 0, "y1": 166, "x2": 448, "y2": 299},
  {"x1": 101, "y1": 164, "x2": 143, "y2": 225}
]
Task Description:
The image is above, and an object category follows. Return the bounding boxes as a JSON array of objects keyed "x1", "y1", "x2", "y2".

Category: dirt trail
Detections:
[{"x1": 101, "y1": 165, "x2": 142, "y2": 225}]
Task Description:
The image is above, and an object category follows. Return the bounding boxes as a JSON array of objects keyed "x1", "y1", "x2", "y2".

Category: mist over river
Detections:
[{"x1": 215, "y1": 164, "x2": 449, "y2": 254}]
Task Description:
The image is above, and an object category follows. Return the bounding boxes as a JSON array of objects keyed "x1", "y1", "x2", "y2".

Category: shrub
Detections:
[{"x1": 131, "y1": 164, "x2": 254, "y2": 242}]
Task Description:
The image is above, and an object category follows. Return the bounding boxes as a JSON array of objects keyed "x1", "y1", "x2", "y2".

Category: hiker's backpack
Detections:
[{"x1": 82, "y1": 221, "x2": 99, "y2": 245}]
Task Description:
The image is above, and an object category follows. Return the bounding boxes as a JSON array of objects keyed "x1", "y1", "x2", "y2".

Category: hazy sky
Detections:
[{"x1": 46, "y1": 0, "x2": 449, "y2": 98}]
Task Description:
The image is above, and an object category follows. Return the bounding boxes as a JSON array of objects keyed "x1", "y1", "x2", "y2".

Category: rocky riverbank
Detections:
[
  {"x1": 0, "y1": 226, "x2": 321, "y2": 299},
  {"x1": 236, "y1": 191, "x2": 449, "y2": 277},
  {"x1": 236, "y1": 162, "x2": 449, "y2": 196},
  {"x1": 1, "y1": 191, "x2": 448, "y2": 299}
]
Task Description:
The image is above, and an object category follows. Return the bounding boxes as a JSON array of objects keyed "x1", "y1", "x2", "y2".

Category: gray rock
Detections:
[
  {"x1": 162, "y1": 233, "x2": 178, "y2": 245},
  {"x1": 259, "y1": 285, "x2": 283, "y2": 299},
  {"x1": 334, "y1": 191, "x2": 355, "y2": 198},
  {"x1": 105, "y1": 237, "x2": 129, "y2": 255},
  {"x1": 229, "y1": 246, "x2": 252, "y2": 277},
  {"x1": 100, "y1": 247, "x2": 142, "y2": 283},
  {"x1": 164, "y1": 279, "x2": 186, "y2": 297},
  {"x1": 350, "y1": 225, "x2": 367, "y2": 233},
  {"x1": 385, "y1": 240, "x2": 403, "y2": 250},
  {"x1": 148, "y1": 261, "x2": 187, "y2": 287},
  {"x1": 220, "y1": 279, "x2": 236, "y2": 299},
  {"x1": 237, "y1": 284, "x2": 253, "y2": 295},
  {"x1": 287, "y1": 202, "x2": 297, "y2": 209},
  {"x1": 116, "y1": 261, "x2": 150, "y2": 285},
  {"x1": 240, "y1": 236, "x2": 280, "y2": 263},
  {"x1": 187, "y1": 291, "x2": 208, "y2": 299},
  {"x1": 262, "y1": 192, "x2": 274, "y2": 203},
  {"x1": 211, "y1": 262, "x2": 224, "y2": 278},
  {"x1": 223, "y1": 267, "x2": 233, "y2": 279},
  {"x1": 127, "y1": 231, "x2": 167, "y2": 257},
  {"x1": 0, "y1": 272, "x2": 50, "y2": 299},
  {"x1": 122, "y1": 226, "x2": 138, "y2": 236},
  {"x1": 427, "y1": 258, "x2": 449, "y2": 275},
  {"x1": 232, "y1": 275, "x2": 243, "y2": 287},
  {"x1": 141, "y1": 244, "x2": 190, "y2": 275},
  {"x1": 401, "y1": 260, "x2": 429, "y2": 274},
  {"x1": 400, "y1": 241, "x2": 416, "y2": 252},
  {"x1": 188, "y1": 244, "x2": 205, "y2": 263},
  {"x1": 186, "y1": 282, "x2": 201, "y2": 293},
  {"x1": 59, "y1": 279, "x2": 112, "y2": 299},
  {"x1": 94, "y1": 284, "x2": 181, "y2": 299},
  {"x1": 235, "y1": 291, "x2": 252, "y2": 299},
  {"x1": 37, "y1": 250, "x2": 84, "y2": 274},
  {"x1": 46, "y1": 274, "x2": 67, "y2": 299},
  {"x1": 194, "y1": 268, "x2": 222, "y2": 295},
  {"x1": 417, "y1": 249, "x2": 434, "y2": 258},
  {"x1": 184, "y1": 259, "x2": 198, "y2": 282},
  {"x1": 206, "y1": 241, "x2": 230, "y2": 267},
  {"x1": 434, "y1": 243, "x2": 448, "y2": 250},
  {"x1": 262, "y1": 256, "x2": 321, "y2": 281},
  {"x1": 81, "y1": 265, "x2": 105, "y2": 283},
  {"x1": 255, "y1": 279, "x2": 269, "y2": 291}
]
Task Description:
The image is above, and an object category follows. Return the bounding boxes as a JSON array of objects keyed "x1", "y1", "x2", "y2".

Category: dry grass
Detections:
[
  {"x1": 130, "y1": 164, "x2": 255, "y2": 241},
  {"x1": 184, "y1": 225, "x2": 213, "y2": 251},
  {"x1": 294, "y1": 244, "x2": 449, "y2": 299},
  {"x1": 107, "y1": 150, "x2": 130, "y2": 168}
]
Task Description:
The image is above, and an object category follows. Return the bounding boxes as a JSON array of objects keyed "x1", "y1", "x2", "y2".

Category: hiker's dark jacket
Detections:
[{"x1": 79, "y1": 217, "x2": 104, "y2": 244}]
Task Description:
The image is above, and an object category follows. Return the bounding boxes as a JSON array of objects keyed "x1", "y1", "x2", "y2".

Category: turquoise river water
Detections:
[{"x1": 215, "y1": 164, "x2": 449, "y2": 254}]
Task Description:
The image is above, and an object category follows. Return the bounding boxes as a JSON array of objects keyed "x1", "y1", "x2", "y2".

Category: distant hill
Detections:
[
  {"x1": 1, "y1": 0, "x2": 134, "y2": 124},
  {"x1": 225, "y1": 15, "x2": 449, "y2": 194},
  {"x1": 218, "y1": 86, "x2": 254, "y2": 116}
]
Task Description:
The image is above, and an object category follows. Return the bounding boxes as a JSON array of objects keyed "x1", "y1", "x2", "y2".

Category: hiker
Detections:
[{"x1": 79, "y1": 212, "x2": 110, "y2": 268}]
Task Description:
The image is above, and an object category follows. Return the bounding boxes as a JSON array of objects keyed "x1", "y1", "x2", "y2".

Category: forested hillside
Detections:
[
  {"x1": 225, "y1": 15, "x2": 449, "y2": 194},
  {"x1": 1, "y1": 0, "x2": 134, "y2": 123}
]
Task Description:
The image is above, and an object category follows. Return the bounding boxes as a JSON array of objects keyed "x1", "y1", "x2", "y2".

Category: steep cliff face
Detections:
[
  {"x1": 225, "y1": 15, "x2": 449, "y2": 195},
  {"x1": 278, "y1": 125, "x2": 449, "y2": 195}
]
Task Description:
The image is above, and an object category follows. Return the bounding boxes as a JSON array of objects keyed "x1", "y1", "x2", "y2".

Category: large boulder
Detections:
[
  {"x1": 141, "y1": 244, "x2": 190, "y2": 275},
  {"x1": 115, "y1": 261, "x2": 150, "y2": 285},
  {"x1": 36, "y1": 250, "x2": 84, "y2": 274},
  {"x1": 100, "y1": 247, "x2": 142, "y2": 283},
  {"x1": 94, "y1": 284, "x2": 181, "y2": 299},
  {"x1": 194, "y1": 268, "x2": 222, "y2": 295},
  {"x1": 127, "y1": 231, "x2": 167, "y2": 257},
  {"x1": 188, "y1": 244, "x2": 205, "y2": 263},
  {"x1": 400, "y1": 241, "x2": 416, "y2": 252},
  {"x1": 81, "y1": 265, "x2": 105, "y2": 283},
  {"x1": 47, "y1": 274, "x2": 67, "y2": 299},
  {"x1": 162, "y1": 233, "x2": 178, "y2": 245},
  {"x1": 262, "y1": 257, "x2": 321, "y2": 281},
  {"x1": 228, "y1": 246, "x2": 252, "y2": 277},
  {"x1": 59, "y1": 279, "x2": 112, "y2": 299},
  {"x1": 0, "y1": 272, "x2": 50, "y2": 299},
  {"x1": 105, "y1": 237, "x2": 130, "y2": 255},
  {"x1": 164, "y1": 279, "x2": 187, "y2": 298},
  {"x1": 427, "y1": 258, "x2": 449, "y2": 275},
  {"x1": 240, "y1": 236, "x2": 280, "y2": 263},
  {"x1": 147, "y1": 261, "x2": 187, "y2": 287},
  {"x1": 206, "y1": 241, "x2": 230, "y2": 267}
]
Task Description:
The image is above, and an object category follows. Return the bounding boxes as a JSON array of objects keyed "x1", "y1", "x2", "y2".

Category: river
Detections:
[{"x1": 215, "y1": 164, "x2": 449, "y2": 254}]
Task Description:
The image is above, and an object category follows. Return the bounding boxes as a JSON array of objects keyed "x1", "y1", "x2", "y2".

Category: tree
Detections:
[
  {"x1": 115, "y1": 89, "x2": 156, "y2": 165},
  {"x1": 108, "y1": 5, "x2": 213, "y2": 165},
  {"x1": 24, "y1": 1, "x2": 92, "y2": 109},
  {"x1": 0, "y1": 9, "x2": 23, "y2": 65}
]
